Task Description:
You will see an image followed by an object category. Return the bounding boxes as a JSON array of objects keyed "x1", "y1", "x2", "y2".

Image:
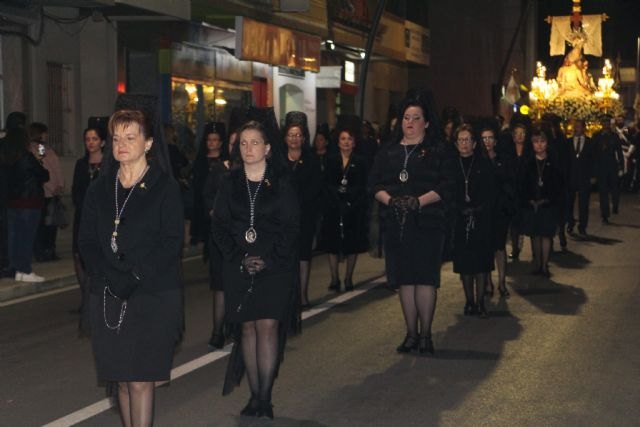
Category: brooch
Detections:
[{"x1": 140, "y1": 182, "x2": 146, "y2": 189}]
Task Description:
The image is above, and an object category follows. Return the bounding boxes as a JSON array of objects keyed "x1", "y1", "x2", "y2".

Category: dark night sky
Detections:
[{"x1": 537, "y1": 0, "x2": 640, "y2": 70}]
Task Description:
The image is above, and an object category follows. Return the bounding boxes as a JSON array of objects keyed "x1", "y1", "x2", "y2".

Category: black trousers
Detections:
[
  {"x1": 567, "y1": 187, "x2": 591, "y2": 231},
  {"x1": 598, "y1": 171, "x2": 620, "y2": 219}
]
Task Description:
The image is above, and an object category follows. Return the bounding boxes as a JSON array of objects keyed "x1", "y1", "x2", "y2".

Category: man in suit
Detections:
[
  {"x1": 594, "y1": 117, "x2": 624, "y2": 224},
  {"x1": 566, "y1": 119, "x2": 595, "y2": 235}
]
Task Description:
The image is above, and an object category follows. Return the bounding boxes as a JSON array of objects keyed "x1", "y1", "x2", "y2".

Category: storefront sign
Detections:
[
  {"x1": 235, "y1": 16, "x2": 321, "y2": 72},
  {"x1": 316, "y1": 66, "x2": 342, "y2": 88},
  {"x1": 327, "y1": 0, "x2": 376, "y2": 32},
  {"x1": 405, "y1": 21, "x2": 430, "y2": 66},
  {"x1": 171, "y1": 42, "x2": 215, "y2": 82},
  {"x1": 215, "y1": 48, "x2": 252, "y2": 83}
]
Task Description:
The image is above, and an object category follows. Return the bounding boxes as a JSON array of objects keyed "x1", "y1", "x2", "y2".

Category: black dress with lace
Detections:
[{"x1": 369, "y1": 141, "x2": 456, "y2": 287}]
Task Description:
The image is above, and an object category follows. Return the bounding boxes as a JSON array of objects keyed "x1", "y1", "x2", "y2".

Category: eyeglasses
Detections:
[
  {"x1": 456, "y1": 138, "x2": 473, "y2": 144},
  {"x1": 481, "y1": 136, "x2": 495, "y2": 141},
  {"x1": 286, "y1": 133, "x2": 303, "y2": 139}
]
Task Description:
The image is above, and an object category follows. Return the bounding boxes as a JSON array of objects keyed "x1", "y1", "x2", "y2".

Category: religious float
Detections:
[{"x1": 528, "y1": 0, "x2": 623, "y2": 133}]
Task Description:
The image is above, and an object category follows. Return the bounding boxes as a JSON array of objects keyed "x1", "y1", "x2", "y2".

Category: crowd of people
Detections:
[{"x1": 1, "y1": 89, "x2": 639, "y2": 424}]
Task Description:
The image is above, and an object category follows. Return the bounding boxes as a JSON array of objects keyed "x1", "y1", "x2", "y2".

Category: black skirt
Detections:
[
  {"x1": 383, "y1": 212, "x2": 444, "y2": 288},
  {"x1": 523, "y1": 204, "x2": 558, "y2": 237},
  {"x1": 89, "y1": 288, "x2": 182, "y2": 382},
  {"x1": 223, "y1": 267, "x2": 295, "y2": 323},
  {"x1": 453, "y1": 211, "x2": 495, "y2": 275},
  {"x1": 492, "y1": 212, "x2": 510, "y2": 251}
]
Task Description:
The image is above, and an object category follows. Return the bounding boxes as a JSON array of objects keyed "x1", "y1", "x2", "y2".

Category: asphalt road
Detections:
[{"x1": 1, "y1": 195, "x2": 639, "y2": 426}]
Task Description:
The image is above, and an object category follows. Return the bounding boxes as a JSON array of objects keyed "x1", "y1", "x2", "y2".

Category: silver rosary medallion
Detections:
[
  {"x1": 538, "y1": 178, "x2": 544, "y2": 187},
  {"x1": 110, "y1": 236, "x2": 118, "y2": 253},
  {"x1": 340, "y1": 178, "x2": 348, "y2": 186},
  {"x1": 465, "y1": 194, "x2": 471, "y2": 203},
  {"x1": 399, "y1": 169, "x2": 409, "y2": 183},
  {"x1": 245, "y1": 227, "x2": 257, "y2": 244}
]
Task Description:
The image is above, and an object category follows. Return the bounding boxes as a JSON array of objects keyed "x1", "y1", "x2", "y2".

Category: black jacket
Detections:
[
  {"x1": 567, "y1": 135, "x2": 595, "y2": 190},
  {"x1": 8, "y1": 152, "x2": 49, "y2": 202},
  {"x1": 211, "y1": 165, "x2": 299, "y2": 273},
  {"x1": 78, "y1": 164, "x2": 184, "y2": 296}
]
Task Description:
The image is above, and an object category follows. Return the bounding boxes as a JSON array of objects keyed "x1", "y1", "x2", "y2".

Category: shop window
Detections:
[{"x1": 171, "y1": 78, "x2": 250, "y2": 155}]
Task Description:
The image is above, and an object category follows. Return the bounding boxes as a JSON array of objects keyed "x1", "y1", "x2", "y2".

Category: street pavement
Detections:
[{"x1": 1, "y1": 194, "x2": 639, "y2": 426}]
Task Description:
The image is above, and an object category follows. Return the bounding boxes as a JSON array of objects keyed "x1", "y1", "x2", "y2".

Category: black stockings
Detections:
[
  {"x1": 299, "y1": 260, "x2": 310, "y2": 305},
  {"x1": 461, "y1": 274, "x2": 487, "y2": 306},
  {"x1": 117, "y1": 381, "x2": 154, "y2": 427},
  {"x1": 328, "y1": 254, "x2": 358, "y2": 283},
  {"x1": 212, "y1": 291, "x2": 225, "y2": 336},
  {"x1": 398, "y1": 285, "x2": 437, "y2": 338},
  {"x1": 241, "y1": 319, "x2": 279, "y2": 402},
  {"x1": 531, "y1": 236, "x2": 551, "y2": 272}
]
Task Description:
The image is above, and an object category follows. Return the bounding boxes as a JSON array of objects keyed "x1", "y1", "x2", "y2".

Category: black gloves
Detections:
[
  {"x1": 389, "y1": 195, "x2": 419, "y2": 211},
  {"x1": 241, "y1": 255, "x2": 267, "y2": 275}
]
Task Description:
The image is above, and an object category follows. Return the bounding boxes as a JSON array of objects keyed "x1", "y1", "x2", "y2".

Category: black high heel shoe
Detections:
[
  {"x1": 418, "y1": 336, "x2": 434, "y2": 355},
  {"x1": 463, "y1": 302, "x2": 477, "y2": 316},
  {"x1": 240, "y1": 396, "x2": 259, "y2": 416},
  {"x1": 498, "y1": 285, "x2": 510, "y2": 298},
  {"x1": 257, "y1": 400, "x2": 274, "y2": 419},
  {"x1": 396, "y1": 334, "x2": 418, "y2": 353},
  {"x1": 328, "y1": 280, "x2": 341, "y2": 292},
  {"x1": 207, "y1": 332, "x2": 225, "y2": 350},
  {"x1": 344, "y1": 278, "x2": 354, "y2": 291}
]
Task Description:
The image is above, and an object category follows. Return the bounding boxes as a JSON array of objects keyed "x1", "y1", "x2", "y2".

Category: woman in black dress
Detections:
[
  {"x1": 78, "y1": 102, "x2": 184, "y2": 426},
  {"x1": 320, "y1": 124, "x2": 369, "y2": 291},
  {"x1": 480, "y1": 126, "x2": 515, "y2": 298},
  {"x1": 452, "y1": 125, "x2": 496, "y2": 318},
  {"x1": 369, "y1": 91, "x2": 456, "y2": 354},
  {"x1": 191, "y1": 122, "x2": 229, "y2": 350},
  {"x1": 521, "y1": 127, "x2": 563, "y2": 277},
  {"x1": 283, "y1": 111, "x2": 322, "y2": 308},
  {"x1": 211, "y1": 120, "x2": 299, "y2": 419},
  {"x1": 312, "y1": 124, "x2": 330, "y2": 173},
  {"x1": 500, "y1": 123, "x2": 530, "y2": 260},
  {"x1": 71, "y1": 126, "x2": 105, "y2": 313}
]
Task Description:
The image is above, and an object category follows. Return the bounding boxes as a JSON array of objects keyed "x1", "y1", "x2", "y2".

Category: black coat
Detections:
[
  {"x1": 211, "y1": 165, "x2": 299, "y2": 322},
  {"x1": 78, "y1": 164, "x2": 185, "y2": 296},
  {"x1": 320, "y1": 152, "x2": 369, "y2": 254},
  {"x1": 520, "y1": 155, "x2": 563, "y2": 237},
  {"x1": 7, "y1": 152, "x2": 49, "y2": 204},
  {"x1": 452, "y1": 155, "x2": 496, "y2": 274},
  {"x1": 287, "y1": 149, "x2": 323, "y2": 259},
  {"x1": 594, "y1": 130, "x2": 624, "y2": 177}
]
